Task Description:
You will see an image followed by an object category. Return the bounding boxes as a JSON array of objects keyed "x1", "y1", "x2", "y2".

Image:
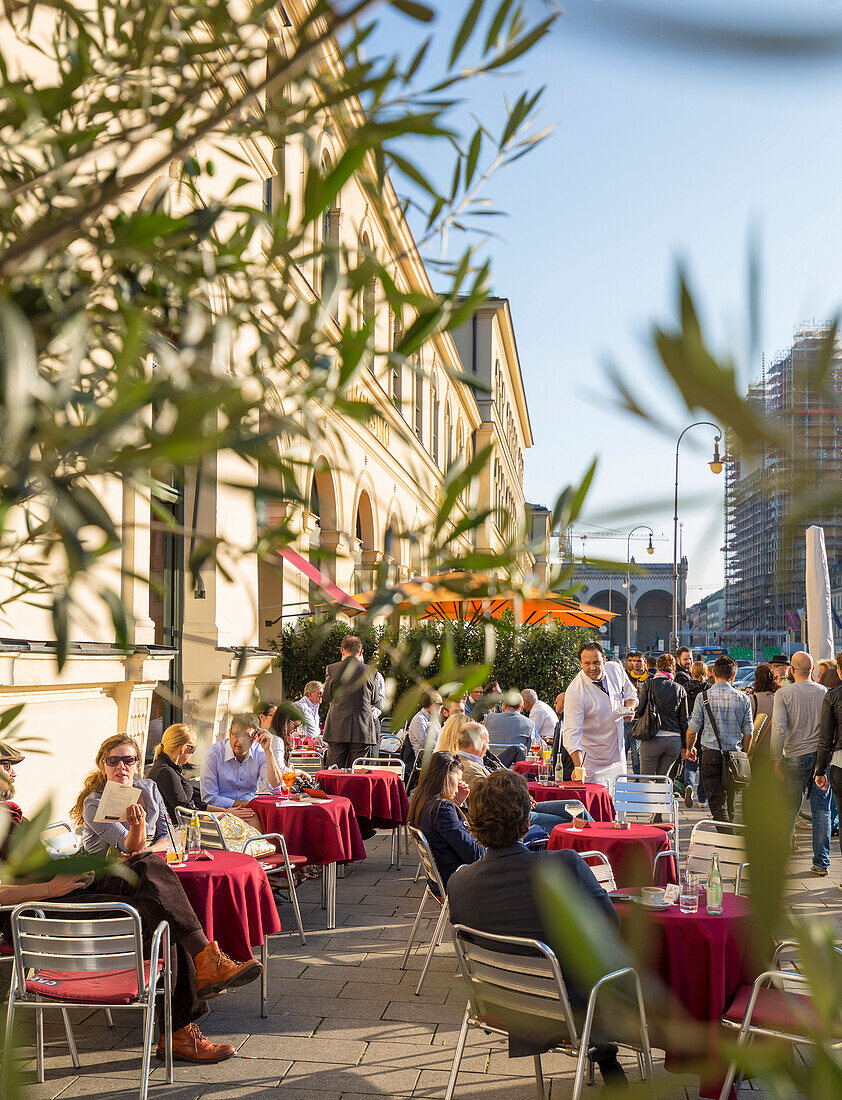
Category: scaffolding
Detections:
[{"x1": 724, "y1": 325, "x2": 842, "y2": 646}]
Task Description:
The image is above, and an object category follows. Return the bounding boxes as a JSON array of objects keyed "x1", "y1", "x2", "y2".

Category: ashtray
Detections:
[{"x1": 612, "y1": 820, "x2": 631, "y2": 829}]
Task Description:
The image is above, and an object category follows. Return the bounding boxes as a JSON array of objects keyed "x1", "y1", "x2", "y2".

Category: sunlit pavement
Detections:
[{"x1": 13, "y1": 799, "x2": 838, "y2": 1099}]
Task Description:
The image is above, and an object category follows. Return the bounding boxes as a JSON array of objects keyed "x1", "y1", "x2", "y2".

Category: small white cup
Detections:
[{"x1": 640, "y1": 887, "x2": 665, "y2": 907}]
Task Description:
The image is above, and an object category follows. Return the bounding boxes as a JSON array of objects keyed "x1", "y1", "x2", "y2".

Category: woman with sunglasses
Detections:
[
  {"x1": 147, "y1": 723, "x2": 253, "y2": 822},
  {"x1": 62, "y1": 734, "x2": 263, "y2": 1063}
]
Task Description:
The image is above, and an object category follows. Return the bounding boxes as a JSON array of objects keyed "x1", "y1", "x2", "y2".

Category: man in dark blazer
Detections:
[
  {"x1": 321, "y1": 635, "x2": 379, "y2": 769},
  {"x1": 447, "y1": 769, "x2": 627, "y2": 1086}
]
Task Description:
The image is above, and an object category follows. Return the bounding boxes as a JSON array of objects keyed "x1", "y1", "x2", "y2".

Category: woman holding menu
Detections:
[{"x1": 73, "y1": 733, "x2": 171, "y2": 855}]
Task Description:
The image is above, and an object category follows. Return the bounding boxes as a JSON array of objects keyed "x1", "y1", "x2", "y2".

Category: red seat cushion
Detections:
[
  {"x1": 257, "y1": 853, "x2": 308, "y2": 873},
  {"x1": 26, "y1": 960, "x2": 161, "y2": 1005},
  {"x1": 0, "y1": 942, "x2": 13, "y2": 958},
  {"x1": 723, "y1": 985, "x2": 824, "y2": 1036},
  {"x1": 649, "y1": 821, "x2": 675, "y2": 832}
]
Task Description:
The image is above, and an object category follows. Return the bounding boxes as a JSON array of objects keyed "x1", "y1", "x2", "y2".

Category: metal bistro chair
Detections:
[
  {"x1": 41, "y1": 819, "x2": 82, "y2": 859},
  {"x1": 1, "y1": 901, "x2": 172, "y2": 1100},
  {"x1": 578, "y1": 850, "x2": 618, "y2": 892},
  {"x1": 613, "y1": 774, "x2": 680, "y2": 858},
  {"x1": 718, "y1": 939, "x2": 842, "y2": 1099},
  {"x1": 447, "y1": 925, "x2": 655, "y2": 1100},
  {"x1": 654, "y1": 818, "x2": 749, "y2": 894},
  {"x1": 175, "y1": 808, "x2": 306, "y2": 1016},
  {"x1": 352, "y1": 754, "x2": 407, "y2": 868},
  {"x1": 400, "y1": 825, "x2": 449, "y2": 996},
  {"x1": 288, "y1": 749, "x2": 325, "y2": 782}
]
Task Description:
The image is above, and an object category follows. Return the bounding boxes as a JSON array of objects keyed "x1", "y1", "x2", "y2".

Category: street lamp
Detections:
[
  {"x1": 671, "y1": 421, "x2": 723, "y2": 652},
  {"x1": 626, "y1": 525, "x2": 654, "y2": 653}
]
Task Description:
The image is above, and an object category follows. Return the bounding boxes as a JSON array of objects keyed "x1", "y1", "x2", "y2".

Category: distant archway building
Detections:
[{"x1": 549, "y1": 557, "x2": 684, "y2": 654}]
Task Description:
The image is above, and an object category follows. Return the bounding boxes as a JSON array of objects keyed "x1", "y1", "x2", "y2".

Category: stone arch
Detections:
[
  {"x1": 633, "y1": 589, "x2": 672, "y2": 652},
  {"x1": 585, "y1": 589, "x2": 629, "y2": 653}
]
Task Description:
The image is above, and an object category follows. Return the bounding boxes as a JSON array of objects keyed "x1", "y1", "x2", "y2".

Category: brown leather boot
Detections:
[
  {"x1": 156, "y1": 1023, "x2": 235, "y2": 1063},
  {"x1": 193, "y1": 940, "x2": 262, "y2": 998}
]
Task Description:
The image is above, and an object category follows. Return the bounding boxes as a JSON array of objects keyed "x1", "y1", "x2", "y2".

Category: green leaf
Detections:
[
  {"x1": 449, "y1": 0, "x2": 485, "y2": 67},
  {"x1": 390, "y1": 0, "x2": 435, "y2": 22}
]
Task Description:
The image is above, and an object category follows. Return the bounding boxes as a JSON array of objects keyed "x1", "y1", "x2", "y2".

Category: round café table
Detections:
[
  {"x1": 250, "y1": 794, "x2": 366, "y2": 928},
  {"x1": 548, "y1": 821, "x2": 677, "y2": 887},
  {"x1": 512, "y1": 759, "x2": 553, "y2": 779},
  {"x1": 315, "y1": 768, "x2": 408, "y2": 828},
  {"x1": 614, "y1": 892, "x2": 755, "y2": 1098},
  {"x1": 527, "y1": 781, "x2": 615, "y2": 823},
  {"x1": 170, "y1": 850, "x2": 281, "y2": 961}
]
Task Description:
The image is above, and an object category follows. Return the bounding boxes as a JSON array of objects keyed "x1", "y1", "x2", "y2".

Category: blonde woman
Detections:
[
  {"x1": 434, "y1": 711, "x2": 471, "y2": 754},
  {"x1": 147, "y1": 723, "x2": 253, "y2": 822}
]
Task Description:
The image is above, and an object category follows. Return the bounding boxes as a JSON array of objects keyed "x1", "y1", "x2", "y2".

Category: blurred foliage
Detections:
[{"x1": 0, "y1": 0, "x2": 558, "y2": 667}]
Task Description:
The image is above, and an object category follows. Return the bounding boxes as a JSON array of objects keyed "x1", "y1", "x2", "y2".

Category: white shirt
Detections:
[
  {"x1": 295, "y1": 695, "x2": 321, "y2": 740},
  {"x1": 408, "y1": 708, "x2": 439, "y2": 755},
  {"x1": 562, "y1": 661, "x2": 638, "y2": 771},
  {"x1": 528, "y1": 699, "x2": 557, "y2": 743}
]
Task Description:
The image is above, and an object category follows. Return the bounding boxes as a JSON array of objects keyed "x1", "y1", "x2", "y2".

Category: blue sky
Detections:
[{"x1": 377, "y1": 1, "x2": 842, "y2": 600}]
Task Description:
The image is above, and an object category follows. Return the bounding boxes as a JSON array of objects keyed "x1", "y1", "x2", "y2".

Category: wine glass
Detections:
[{"x1": 281, "y1": 766, "x2": 297, "y2": 797}]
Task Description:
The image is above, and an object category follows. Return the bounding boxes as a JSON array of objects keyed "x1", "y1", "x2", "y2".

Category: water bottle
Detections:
[
  {"x1": 707, "y1": 853, "x2": 723, "y2": 915},
  {"x1": 186, "y1": 811, "x2": 201, "y2": 858},
  {"x1": 554, "y1": 757, "x2": 565, "y2": 784}
]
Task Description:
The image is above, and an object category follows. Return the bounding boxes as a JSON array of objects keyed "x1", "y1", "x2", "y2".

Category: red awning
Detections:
[{"x1": 276, "y1": 546, "x2": 365, "y2": 613}]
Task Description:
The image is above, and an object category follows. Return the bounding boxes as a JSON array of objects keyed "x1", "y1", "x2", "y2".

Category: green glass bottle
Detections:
[{"x1": 707, "y1": 852, "x2": 723, "y2": 915}]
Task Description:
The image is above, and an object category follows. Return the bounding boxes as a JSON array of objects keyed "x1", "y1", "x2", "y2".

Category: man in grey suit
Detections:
[
  {"x1": 322, "y1": 635, "x2": 379, "y2": 769},
  {"x1": 483, "y1": 691, "x2": 536, "y2": 767}
]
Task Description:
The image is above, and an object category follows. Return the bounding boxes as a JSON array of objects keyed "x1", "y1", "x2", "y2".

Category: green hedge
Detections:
[{"x1": 279, "y1": 616, "x2": 593, "y2": 708}]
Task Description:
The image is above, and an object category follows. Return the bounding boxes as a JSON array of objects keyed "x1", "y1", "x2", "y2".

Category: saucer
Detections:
[{"x1": 638, "y1": 898, "x2": 670, "y2": 910}]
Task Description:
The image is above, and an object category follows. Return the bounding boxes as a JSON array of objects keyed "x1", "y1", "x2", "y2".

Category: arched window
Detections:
[
  {"x1": 316, "y1": 152, "x2": 340, "y2": 300},
  {"x1": 361, "y1": 233, "x2": 376, "y2": 325},
  {"x1": 413, "y1": 356, "x2": 423, "y2": 443},
  {"x1": 431, "y1": 372, "x2": 440, "y2": 465},
  {"x1": 444, "y1": 401, "x2": 452, "y2": 468}
]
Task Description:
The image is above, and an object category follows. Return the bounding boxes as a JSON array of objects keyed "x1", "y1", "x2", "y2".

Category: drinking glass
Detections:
[
  {"x1": 679, "y1": 870, "x2": 700, "y2": 914},
  {"x1": 282, "y1": 767, "x2": 297, "y2": 796}
]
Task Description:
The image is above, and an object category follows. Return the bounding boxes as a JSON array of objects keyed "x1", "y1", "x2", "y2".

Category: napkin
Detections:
[{"x1": 301, "y1": 787, "x2": 331, "y2": 800}]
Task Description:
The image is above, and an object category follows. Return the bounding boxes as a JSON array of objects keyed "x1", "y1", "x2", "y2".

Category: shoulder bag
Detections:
[
  {"x1": 632, "y1": 679, "x2": 661, "y2": 742},
  {"x1": 704, "y1": 696, "x2": 751, "y2": 789}
]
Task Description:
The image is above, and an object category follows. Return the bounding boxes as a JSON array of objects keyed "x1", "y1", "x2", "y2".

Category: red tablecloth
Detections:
[
  {"x1": 315, "y1": 769, "x2": 408, "y2": 828},
  {"x1": 548, "y1": 821, "x2": 676, "y2": 887},
  {"x1": 615, "y1": 892, "x2": 755, "y2": 1096},
  {"x1": 250, "y1": 795, "x2": 366, "y2": 865},
  {"x1": 171, "y1": 851, "x2": 281, "y2": 961},
  {"x1": 512, "y1": 759, "x2": 553, "y2": 777},
  {"x1": 528, "y1": 781, "x2": 615, "y2": 823}
]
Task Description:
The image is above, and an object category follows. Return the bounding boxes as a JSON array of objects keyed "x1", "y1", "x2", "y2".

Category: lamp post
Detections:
[
  {"x1": 671, "y1": 422, "x2": 723, "y2": 652},
  {"x1": 625, "y1": 525, "x2": 654, "y2": 653}
]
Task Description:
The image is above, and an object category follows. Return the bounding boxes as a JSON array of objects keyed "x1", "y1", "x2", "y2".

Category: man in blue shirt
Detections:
[
  {"x1": 686, "y1": 655, "x2": 752, "y2": 822},
  {"x1": 201, "y1": 714, "x2": 283, "y2": 815}
]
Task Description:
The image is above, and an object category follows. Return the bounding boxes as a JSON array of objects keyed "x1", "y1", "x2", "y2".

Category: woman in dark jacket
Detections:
[
  {"x1": 634, "y1": 653, "x2": 688, "y2": 777},
  {"x1": 407, "y1": 752, "x2": 484, "y2": 889},
  {"x1": 148, "y1": 724, "x2": 251, "y2": 821}
]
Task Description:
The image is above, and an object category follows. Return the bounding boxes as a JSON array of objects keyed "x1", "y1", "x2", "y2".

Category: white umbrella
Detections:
[{"x1": 805, "y1": 525, "x2": 834, "y2": 663}]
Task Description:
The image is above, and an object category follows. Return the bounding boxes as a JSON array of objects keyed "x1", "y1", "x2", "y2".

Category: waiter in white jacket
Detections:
[{"x1": 563, "y1": 641, "x2": 638, "y2": 792}]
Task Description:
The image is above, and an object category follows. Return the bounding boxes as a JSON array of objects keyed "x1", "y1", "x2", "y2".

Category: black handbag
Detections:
[
  {"x1": 704, "y1": 697, "x2": 751, "y2": 790},
  {"x1": 632, "y1": 681, "x2": 661, "y2": 742}
]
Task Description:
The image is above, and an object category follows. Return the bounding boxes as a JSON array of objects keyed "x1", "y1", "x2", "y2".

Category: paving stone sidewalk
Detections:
[{"x1": 12, "y1": 803, "x2": 842, "y2": 1099}]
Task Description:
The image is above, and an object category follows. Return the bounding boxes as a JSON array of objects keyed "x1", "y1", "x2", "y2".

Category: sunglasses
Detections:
[
  {"x1": 0, "y1": 759, "x2": 15, "y2": 768},
  {"x1": 183, "y1": 744, "x2": 195, "y2": 755},
  {"x1": 104, "y1": 755, "x2": 139, "y2": 767}
]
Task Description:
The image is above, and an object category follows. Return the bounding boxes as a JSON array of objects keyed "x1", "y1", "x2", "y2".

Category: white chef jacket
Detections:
[{"x1": 562, "y1": 661, "x2": 638, "y2": 772}]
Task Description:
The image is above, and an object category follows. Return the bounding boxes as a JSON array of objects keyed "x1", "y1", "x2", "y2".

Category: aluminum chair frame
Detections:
[
  {"x1": 2, "y1": 901, "x2": 172, "y2": 1100},
  {"x1": 352, "y1": 755, "x2": 407, "y2": 868},
  {"x1": 41, "y1": 820, "x2": 82, "y2": 859},
  {"x1": 613, "y1": 773, "x2": 680, "y2": 859},
  {"x1": 578, "y1": 850, "x2": 617, "y2": 892},
  {"x1": 174, "y1": 808, "x2": 306, "y2": 1016},
  {"x1": 288, "y1": 749, "x2": 325, "y2": 781},
  {"x1": 653, "y1": 818, "x2": 750, "y2": 893},
  {"x1": 400, "y1": 825, "x2": 449, "y2": 995},
  {"x1": 447, "y1": 924, "x2": 654, "y2": 1100},
  {"x1": 718, "y1": 940, "x2": 842, "y2": 1099}
]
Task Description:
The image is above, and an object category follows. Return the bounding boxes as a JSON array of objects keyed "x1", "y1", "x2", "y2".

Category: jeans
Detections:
[
  {"x1": 639, "y1": 735, "x2": 682, "y2": 777},
  {"x1": 683, "y1": 759, "x2": 708, "y2": 804},
  {"x1": 782, "y1": 752, "x2": 831, "y2": 870},
  {"x1": 529, "y1": 801, "x2": 593, "y2": 832},
  {"x1": 624, "y1": 723, "x2": 640, "y2": 774}
]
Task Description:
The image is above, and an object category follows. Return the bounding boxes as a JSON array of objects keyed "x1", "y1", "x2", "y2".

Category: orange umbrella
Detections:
[{"x1": 352, "y1": 571, "x2": 617, "y2": 628}]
